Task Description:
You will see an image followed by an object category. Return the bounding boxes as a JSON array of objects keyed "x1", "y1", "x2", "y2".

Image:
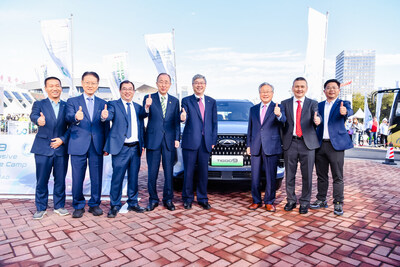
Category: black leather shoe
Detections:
[
  {"x1": 198, "y1": 202, "x2": 211, "y2": 210},
  {"x1": 299, "y1": 205, "x2": 309, "y2": 214},
  {"x1": 183, "y1": 202, "x2": 192, "y2": 210},
  {"x1": 107, "y1": 206, "x2": 119, "y2": 218},
  {"x1": 127, "y1": 204, "x2": 145, "y2": 213},
  {"x1": 284, "y1": 202, "x2": 296, "y2": 211},
  {"x1": 146, "y1": 202, "x2": 159, "y2": 211},
  {"x1": 88, "y1": 206, "x2": 103, "y2": 216},
  {"x1": 72, "y1": 208, "x2": 85, "y2": 218},
  {"x1": 163, "y1": 201, "x2": 176, "y2": 211}
]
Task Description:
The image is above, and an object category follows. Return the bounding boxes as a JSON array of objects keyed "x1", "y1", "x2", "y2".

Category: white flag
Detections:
[
  {"x1": 375, "y1": 91, "x2": 384, "y2": 123},
  {"x1": 304, "y1": 8, "x2": 328, "y2": 101},
  {"x1": 35, "y1": 64, "x2": 48, "y2": 98},
  {"x1": 40, "y1": 19, "x2": 77, "y2": 97},
  {"x1": 103, "y1": 53, "x2": 129, "y2": 100},
  {"x1": 144, "y1": 32, "x2": 177, "y2": 97},
  {"x1": 364, "y1": 93, "x2": 372, "y2": 131}
]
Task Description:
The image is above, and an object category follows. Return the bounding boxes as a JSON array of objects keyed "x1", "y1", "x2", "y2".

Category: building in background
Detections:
[{"x1": 335, "y1": 50, "x2": 376, "y2": 101}]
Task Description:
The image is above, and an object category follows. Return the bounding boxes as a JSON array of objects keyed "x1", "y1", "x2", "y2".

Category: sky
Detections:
[{"x1": 0, "y1": 0, "x2": 399, "y2": 102}]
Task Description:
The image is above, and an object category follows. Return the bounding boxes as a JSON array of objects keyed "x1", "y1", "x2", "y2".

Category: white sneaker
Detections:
[
  {"x1": 33, "y1": 210, "x2": 47, "y2": 220},
  {"x1": 54, "y1": 208, "x2": 69, "y2": 216}
]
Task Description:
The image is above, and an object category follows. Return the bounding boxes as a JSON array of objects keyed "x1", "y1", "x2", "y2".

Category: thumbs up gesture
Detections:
[
  {"x1": 37, "y1": 112, "x2": 46, "y2": 126},
  {"x1": 145, "y1": 94, "x2": 152, "y2": 109},
  {"x1": 101, "y1": 104, "x2": 108, "y2": 119},
  {"x1": 180, "y1": 107, "x2": 187, "y2": 122},
  {"x1": 75, "y1": 106, "x2": 84, "y2": 121},
  {"x1": 274, "y1": 103, "x2": 281, "y2": 117},
  {"x1": 314, "y1": 111, "x2": 321, "y2": 126},
  {"x1": 339, "y1": 101, "x2": 347, "y2": 115}
]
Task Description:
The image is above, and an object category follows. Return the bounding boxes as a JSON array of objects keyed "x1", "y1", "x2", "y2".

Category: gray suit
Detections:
[{"x1": 281, "y1": 97, "x2": 320, "y2": 206}]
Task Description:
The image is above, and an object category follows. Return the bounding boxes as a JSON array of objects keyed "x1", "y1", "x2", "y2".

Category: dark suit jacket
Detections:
[
  {"x1": 30, "y1": 98, "x2": 70, "y2": 156},
  {"x1": 143, "y1": 93, "x2": 180, "y2": 151},
  {"x1": 247, "y1": 101, "x2": 286, "y2": 156},
  {"x1": 316, "y1": 99, "x2": 354, "y2": 151},
  {"x1": 281, "y1": 96, "x2": 320, "y2": 150},
  {"x1": 104, "y1": 99, "x2": 146, "y2": 155},
  {"x1": 65, "y1": 94, "x2": 110, "y2": 156},
  {"x1": 181, "y1": 94, "x2": 218, "y2": 153}
]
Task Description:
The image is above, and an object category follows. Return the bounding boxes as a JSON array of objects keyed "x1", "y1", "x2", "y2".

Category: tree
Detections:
[{"x1": 352, "y1": 92, "x2": 394, "y2": 123}]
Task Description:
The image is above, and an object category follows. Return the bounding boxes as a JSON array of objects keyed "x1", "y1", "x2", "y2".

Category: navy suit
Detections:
[
  {"x1": 143, "y1": 93, "x2": 180, "y2": 204},
  {"x1": 104, "y1": 99, "x2": 146, "y2": 208},
  {"x1": 66, "y1": 94, "x2": 110, "y2": 209},
  {"x1": 247, "y1": 102, "x2": 286, "y2": 204},
  {"x1": 181, "y1": 94, "x2": 218, "y2": 203},
  {"x1": 281, "y1": 97, "x2": 321, "y2": 206},
  {"x1": 30, "y1": 99, "x2": 70, "y2": 211},
  {"x1": 315, "y1": 99, "x2": 353, "y2": 204}
]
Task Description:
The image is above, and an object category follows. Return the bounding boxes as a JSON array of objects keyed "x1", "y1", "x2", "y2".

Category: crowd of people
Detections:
[
  {"x1": 29, "y1": 73, "x2": 358, "y2": 220},
  {"x1": 345, "y1": 116, "x2": 389, "y2": 147}
]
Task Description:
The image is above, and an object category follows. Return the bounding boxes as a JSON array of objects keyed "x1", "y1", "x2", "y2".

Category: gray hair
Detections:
[
  {"x1": 258, "y1": 82, "x2": 274, "y2": 92},
  {"x1": 192, "y1": 74, "x2": 207, "y2": 84}
]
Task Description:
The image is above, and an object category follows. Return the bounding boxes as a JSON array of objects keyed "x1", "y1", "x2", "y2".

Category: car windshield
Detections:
[{"x1": 217, "y1": 101, "x2": 253, "y2": 121}]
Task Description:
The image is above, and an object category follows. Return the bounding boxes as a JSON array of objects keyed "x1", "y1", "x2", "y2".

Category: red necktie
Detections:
[
  {"x1": 199, "y1": 97, "x2": 205, "y2": 121},
  {"x1": 296, "y1": 100, "x2": 302, "y2": 137}
]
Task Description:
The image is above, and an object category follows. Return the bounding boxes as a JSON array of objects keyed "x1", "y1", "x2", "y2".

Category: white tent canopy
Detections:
[{"x1": 353, "y1": 108, "x2": 365, "y2": 119}]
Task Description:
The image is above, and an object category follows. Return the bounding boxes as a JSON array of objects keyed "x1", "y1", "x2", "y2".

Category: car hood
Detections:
[{"x1": 217, "y1": 121, "x2": 248, "y2": 134}]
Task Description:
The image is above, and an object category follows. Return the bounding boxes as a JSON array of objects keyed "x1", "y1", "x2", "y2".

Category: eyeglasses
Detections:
[
  {"x1": 193, "y1": 82, "x2": 206, "y2": 85},
  {"x1": 83, "y1": 81, "x2": 98, "y2": 86},
  {"x1": 325, "y1": 87, "x2": 339, "y2": 91},
  {"x1": 121, "y1": 88, "x2": 135, "y2": 92}
]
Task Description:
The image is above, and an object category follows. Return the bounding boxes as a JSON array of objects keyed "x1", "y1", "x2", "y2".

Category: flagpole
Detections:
[
  {"x1": 70, "y1": 14, "x2": 75, "y2": 97},
  {"x1": 321, "y1": 11, "x2": 329, "y2": 101},
  {"x1": 172, "y1": 28, "x2": 179, "y2": 99}
]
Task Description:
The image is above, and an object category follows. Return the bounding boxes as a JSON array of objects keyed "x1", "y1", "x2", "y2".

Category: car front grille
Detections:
[{"x1": 209, "y1": 134, "x2": 250, "y2": 166}]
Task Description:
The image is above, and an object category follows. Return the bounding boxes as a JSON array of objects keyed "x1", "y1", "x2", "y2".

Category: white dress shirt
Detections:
[
  {"x1": 292, "y1": 96, "x2": 305, "y2": 136},
  {"x1": 121, "y1": 99, "x2": 138, "y2": 143}
]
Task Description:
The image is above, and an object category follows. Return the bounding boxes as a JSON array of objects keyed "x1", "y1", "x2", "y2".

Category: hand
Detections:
[
  {"x1": 314, "y1": 111, "x2": 321, "y2": 126},
  {"x1": 50, "y1": 138, "x2": 63, "y2": 149},
  {"x1": 212, "y1": 145, "x2": 215, "y2": 149},
  {"x1": 145, "y1": 94, "x2": 152, "y2": 109},
  {"x1": 274, "y1": 103, "x2": 281, "y2": 117},
  {"x1": 37, "y1": 112, "x2": 46, "y2": 126},
  {"x1": 180, "y1": 107, "x2": 187, "y2": 122},
  {"x1": 75, "y1": 106, "x2": 84, "y2": 121},
  {"x1": 246, "y1": 147, "x2": 251, "y2": 156},
  {"x1": 339, "y1": 101, "x2": 347, "y2": 116},
  {"x1": 103, "y1": 152, "x2": 109, "y2": 156},
  {"x1": 101, "y1": 104, "x2": 108, "y2": 119},
  {"x1": 175, "y1": 140, "x2": 180, "y2": 148}
]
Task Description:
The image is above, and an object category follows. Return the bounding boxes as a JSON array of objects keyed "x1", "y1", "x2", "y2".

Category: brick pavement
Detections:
[{"x1": 0, "y1": 159, "x2": 399, "y2": 266}]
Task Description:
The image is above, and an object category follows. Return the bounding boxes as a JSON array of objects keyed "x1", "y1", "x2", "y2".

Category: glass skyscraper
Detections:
[{"x1": 335, "y1": 50, "x2": 375, "y2": 101}]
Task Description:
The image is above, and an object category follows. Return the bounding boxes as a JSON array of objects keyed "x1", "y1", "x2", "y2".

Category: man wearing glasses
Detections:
[
  {"x1": 66, "y1": 71, "x2": 110, "y2": 218},
  {"x1": 104, "y1": 80, "x2": 147, "y2": 218},
  {"x1": 143, "y1": 73, "x2": 180, "y2": 211},
  {"x1": 180, "y1": 74, "x2": 218, "y2": 210}
]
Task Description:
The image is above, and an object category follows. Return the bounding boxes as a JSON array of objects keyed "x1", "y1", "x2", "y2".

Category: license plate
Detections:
[{"x1": 211, "y1": 155, "x2": 243, "y2": 166}]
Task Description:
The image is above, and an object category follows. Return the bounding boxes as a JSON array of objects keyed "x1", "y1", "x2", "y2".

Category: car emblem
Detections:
[{"x1": 219, "y1": 139, "x2": 237, "y2": 147}]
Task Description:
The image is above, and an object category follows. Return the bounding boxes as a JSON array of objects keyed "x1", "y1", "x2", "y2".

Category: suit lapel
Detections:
[
  {"x1": 204, "y1": 95, "x2": 211, "y2": 121},
  {"x1": 329, "y1": 99, "x2": 340, "y2": 121},
  {"x1": 57, "y1": 101, "x2": 66, "y2": 125},
  {"x1": 43, "y1": 98, "x2": 57, "y2": 122},
  {"x1": 152, "y1": 93, "x2": 163, "y2": 119},
  {"x1": 287, "y1": 97, "x2": 294, "y2": 124},
  {"x1": 255, "y1": 103, "x2": 261, "y2": 125},
  {"x1": 262, "y1": 101, "x2": 274, "y2": 125},
  {"x1": 164, "y1": 94, "x2": 173, "y2": 120},
  {"x1": 117, "y1": 99, "x2": 129, "y2": 124},
  {"x1": 301, "y1": 97, "x2": 310, "y2": 121},
  {"x1": 79, "y1": 95, "x2": 90, "y2": 120},
  {"x1": 190, "y1": 95, "x2": 202, "y2": 121}
]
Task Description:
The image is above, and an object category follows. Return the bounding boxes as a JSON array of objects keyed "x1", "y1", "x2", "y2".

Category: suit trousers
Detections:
[
  {"x1": 110, "y1": 144, "x2": 140, "y2": 208},
  {"x1": 251, "y1": 152, "x2": 278, "y2": 204},
  {"x1": 34, "y1": 154, "x2": 68, "y2": 211},
  {"x1": 315, "y1": 140, "x2": 344, "y2": 204},
  {"x1": 146, "y1": 139, "x2": 175, "y2": 204},
  {"x1": 71, "y1": 140, "x2": 103, "y2": 209},
  {"x1": 284, "y1": 138, "x2": 315, "y2": 206},
  {"x1": 182, "y1": 136, "x2": 210, "y2": 203}
]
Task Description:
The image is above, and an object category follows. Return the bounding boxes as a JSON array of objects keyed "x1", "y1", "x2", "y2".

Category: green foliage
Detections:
[{"x1": 352, "y1": 92, "x2": 394, "y2": 123}]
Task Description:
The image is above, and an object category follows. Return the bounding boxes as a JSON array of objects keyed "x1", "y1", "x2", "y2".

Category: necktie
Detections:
[
  {"x1": 296, "y1": 100, "x2": 303, "y2": 137},
  {"x1": 161, "y1": 96, "x2": 166, "y2": 118},
  {"x1": 87, "y1": 97, "x2": 94, "y2": 121},
  {"x1": 199, "y1": 97, "x2": 205, "y2": 121},
  {"x1": 260, "y1": 104, "x2": 266, "y2": 124},
  {"x1": 126, "y1": 103, "x2": 132, "y2": 139}
]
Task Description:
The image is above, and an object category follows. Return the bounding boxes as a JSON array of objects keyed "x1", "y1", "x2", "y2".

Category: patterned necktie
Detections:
[
  {"x1": 161, "y1": 96, "x2": 166, "y2": 118},
  {"x1": 126, "y1": 103, "x2": 132, "y2": 139},
  {"x1": 199, "y1": 97, "x2": 205, "y2": 121},
  {"x1": 296, "y1": 100, "x2": 303, "y2": 137},
  {"x1": 260, "y1": 104, "x2": 266, "y2": 124},
  {"x1": 87, "y1": 97, "x2": 94, "y2": 121}
]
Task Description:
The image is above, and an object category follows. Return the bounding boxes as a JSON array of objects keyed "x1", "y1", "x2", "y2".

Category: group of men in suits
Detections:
[
  {"x1": 31, "y1": 72, "x2": 218, "y2": 219},
  {"x1": 247, "y1": 77, "x2": 353, "y2": 216}
]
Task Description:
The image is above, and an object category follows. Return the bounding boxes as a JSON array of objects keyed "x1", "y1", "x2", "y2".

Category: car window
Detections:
[{"x1": 217, "y1": 101, "x2": 253, "y2": 121}]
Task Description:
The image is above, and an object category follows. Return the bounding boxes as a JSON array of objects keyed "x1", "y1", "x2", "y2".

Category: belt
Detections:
[
  {"x1": 292, "y1": 136, "x2": 303, "y2": 140},
  {"x1": 124, "y1": 142, "x2": 139, "y2": 147},
  {"x1": 322, "y1": 139, "x2": 331, "y2": 142}
]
